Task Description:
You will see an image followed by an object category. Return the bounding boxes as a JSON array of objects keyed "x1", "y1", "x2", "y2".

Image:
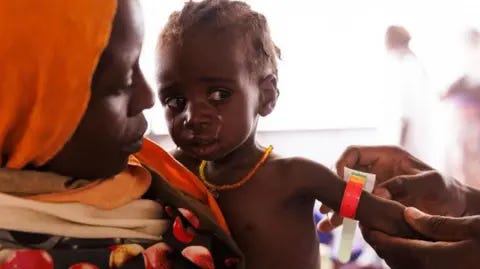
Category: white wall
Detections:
[
  {"x1": 141, "y1": 0, "x2": 480, "y2": 135},
  {"x1": 149, "y1": 128, "x2": 377, "y2": 167}
]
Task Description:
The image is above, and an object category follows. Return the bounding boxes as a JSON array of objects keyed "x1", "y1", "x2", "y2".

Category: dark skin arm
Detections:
[
  {"x1": 286, "y1": 157, "x2": 417, "y2": 239},
  {"x1": 339, "y1": 146, "x2": 480, "y2": 217},
  {"x1": 331, "y1": 146, "x2": 480, "y2": 269},
  {"x1": 318, "y1": 145, "x2": 476, "y2": 231}
]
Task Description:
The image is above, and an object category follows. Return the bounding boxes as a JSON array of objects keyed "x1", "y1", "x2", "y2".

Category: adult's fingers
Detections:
[
  {"x1": 375, "y1": 171, "x2": 441, "y2": 203},
  {"x1": 362, "y1": 228, "x2": 474, "y2": 269},
  {"x1": 336, "y1": 146, "x2": 363, "y2": 178},
  {"x1": 404, "y1": 207, "x2": 480, "y2": 241},
  {"x1": 362, "y1": 228, "x2": 423, "y2": 268},
  {"x1": 399, "y1": 158, "x2": 426, "y2": 175},
  {"x1": 336, "y1": 145, "x2": 433, "y2": 183},
  {"x1": 375, "y1": 174, "x2": 420, "y2": 202},
  {"x1": 336, "y1": 145, "x2": 405, "y2": 180},
  {"x1": 335, "y1": 145, "x2": 398, "y2": 177}
]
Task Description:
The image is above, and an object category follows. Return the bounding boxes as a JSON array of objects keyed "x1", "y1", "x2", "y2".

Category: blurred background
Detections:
[{"x1": 139, "y1": 0, "x2": 480, "y2": 268}]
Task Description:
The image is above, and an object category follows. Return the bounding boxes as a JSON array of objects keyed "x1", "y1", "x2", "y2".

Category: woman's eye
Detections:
[
  {"x1": 208, "y1": 88, "x2": 232, "y2": 102},
  {"x1": 109, "y1": 73, "x2": 133, "y2": 95},
  {"x1": 164, "y1": 96, "x2": 186, "y2": 110},
  {"x1": 121, "y1": 70, "x2": 134, "y2": 89}
]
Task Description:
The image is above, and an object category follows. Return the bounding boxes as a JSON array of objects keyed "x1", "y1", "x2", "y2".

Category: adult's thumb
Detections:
[
  {"x1": 404, "y1": 207, "x2": 477, "y2": 241},
  {"x1": 377, "y1": 172, "x2": 438, "y2": 201},
  {"x1": 376, "y1": 175, "x2": 413, "y2": 200}
]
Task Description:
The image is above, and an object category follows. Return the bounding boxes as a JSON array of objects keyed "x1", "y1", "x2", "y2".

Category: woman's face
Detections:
[{"x1": 43, "y1": 0, "x2": 154, "y2": 179}]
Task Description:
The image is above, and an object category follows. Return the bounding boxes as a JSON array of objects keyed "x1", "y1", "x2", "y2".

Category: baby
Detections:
[{"x1": 156, "y1": 1, "x2": 415, "y2": 268}]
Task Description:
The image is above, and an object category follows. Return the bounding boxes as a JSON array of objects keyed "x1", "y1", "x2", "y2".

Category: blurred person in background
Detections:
[
  {"x1": 378, "y1": 25, "x2": 436, "y2": 165},
  {"x1": 442, "y1": 28, "x2": 480, "y2": 189}
]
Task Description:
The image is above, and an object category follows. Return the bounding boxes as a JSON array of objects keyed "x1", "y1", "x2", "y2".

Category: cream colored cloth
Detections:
[
  {"x1": 0, "y1": 193, "x2": 169, "y2": 240},
  {"x1": 0, "y1": 168, "x2": 169, "y2": 240}
]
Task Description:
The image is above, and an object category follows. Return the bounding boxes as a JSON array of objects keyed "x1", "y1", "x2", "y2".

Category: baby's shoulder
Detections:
[{"x1": 266, "y1": 155, "x2": 330, "y2": 178}]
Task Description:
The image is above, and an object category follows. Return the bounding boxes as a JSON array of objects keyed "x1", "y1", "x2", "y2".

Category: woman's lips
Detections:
[{"x1": 121, "y1": 138, "x2": 144, "y2": 153}]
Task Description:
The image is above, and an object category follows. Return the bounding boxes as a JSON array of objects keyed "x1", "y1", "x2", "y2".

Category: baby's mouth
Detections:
[{"x1": 188, "y1": 138, "x2": 220, "y2": 159}]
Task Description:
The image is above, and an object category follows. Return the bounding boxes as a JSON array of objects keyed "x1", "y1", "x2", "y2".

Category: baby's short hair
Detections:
[{"x1": 159, "y1": 0, "x2": 281, "y2": 77}]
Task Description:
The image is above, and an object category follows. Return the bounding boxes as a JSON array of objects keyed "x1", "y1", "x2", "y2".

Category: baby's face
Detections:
[{"x1": 157, "y1": 28, "x2": 261, "y2": 161}]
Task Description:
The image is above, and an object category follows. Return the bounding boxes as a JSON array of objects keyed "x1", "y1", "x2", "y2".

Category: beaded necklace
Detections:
[{"x1": 198, "y1": 145, "x2": 273, "y2": 198}]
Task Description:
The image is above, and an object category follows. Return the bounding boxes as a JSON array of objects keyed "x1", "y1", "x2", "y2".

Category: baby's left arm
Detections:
[{"x1": 289, "y1": 157, "x2": 418, "y2": 239}]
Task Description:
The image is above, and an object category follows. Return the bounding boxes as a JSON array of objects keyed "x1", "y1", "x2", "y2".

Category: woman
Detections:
[{"x1": 0, "y1": 0, "x2": 241, "y2": 268}]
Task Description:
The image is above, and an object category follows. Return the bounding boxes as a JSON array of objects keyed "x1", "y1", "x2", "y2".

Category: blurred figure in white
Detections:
[
  {"x1": 378, "y1": 25, "x2": 436, "y2": 165},
  {"x1": 442, "y1": 29, "x2": 480, "y2": 188}
]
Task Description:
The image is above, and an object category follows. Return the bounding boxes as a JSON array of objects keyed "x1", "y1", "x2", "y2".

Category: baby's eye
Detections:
[
  {"x1": 208, "y1": 88, "x2": 232, "y2": 102},
  {"x1": 164, "y1": 96, "x2": 186, "y2": 110}
]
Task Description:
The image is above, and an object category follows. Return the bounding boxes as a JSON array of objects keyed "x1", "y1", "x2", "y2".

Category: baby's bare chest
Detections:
[
  {"x1": 217, "y1": 182, "x2": 316, "y2": 239},
  {"x1": 217, "y1": 189, "x2": 320, "y2": 269}
]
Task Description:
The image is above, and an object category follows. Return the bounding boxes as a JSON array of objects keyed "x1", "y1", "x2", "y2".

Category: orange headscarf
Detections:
[
  {"x1": 0, "y1": 0, "x2": 117, "y2": 168},
  {"x1": 0, "y1": 0, "x2": 229, "y2": 233}
]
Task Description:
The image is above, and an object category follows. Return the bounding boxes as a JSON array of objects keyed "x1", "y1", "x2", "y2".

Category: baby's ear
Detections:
[{"x1": 258, "y1": 74, "x2": 279, "y2": 117}]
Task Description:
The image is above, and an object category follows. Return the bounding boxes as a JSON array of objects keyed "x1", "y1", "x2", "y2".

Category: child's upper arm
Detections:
[{"x1": 283, "y1": 157, "x2": 346, "y2": 211}]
